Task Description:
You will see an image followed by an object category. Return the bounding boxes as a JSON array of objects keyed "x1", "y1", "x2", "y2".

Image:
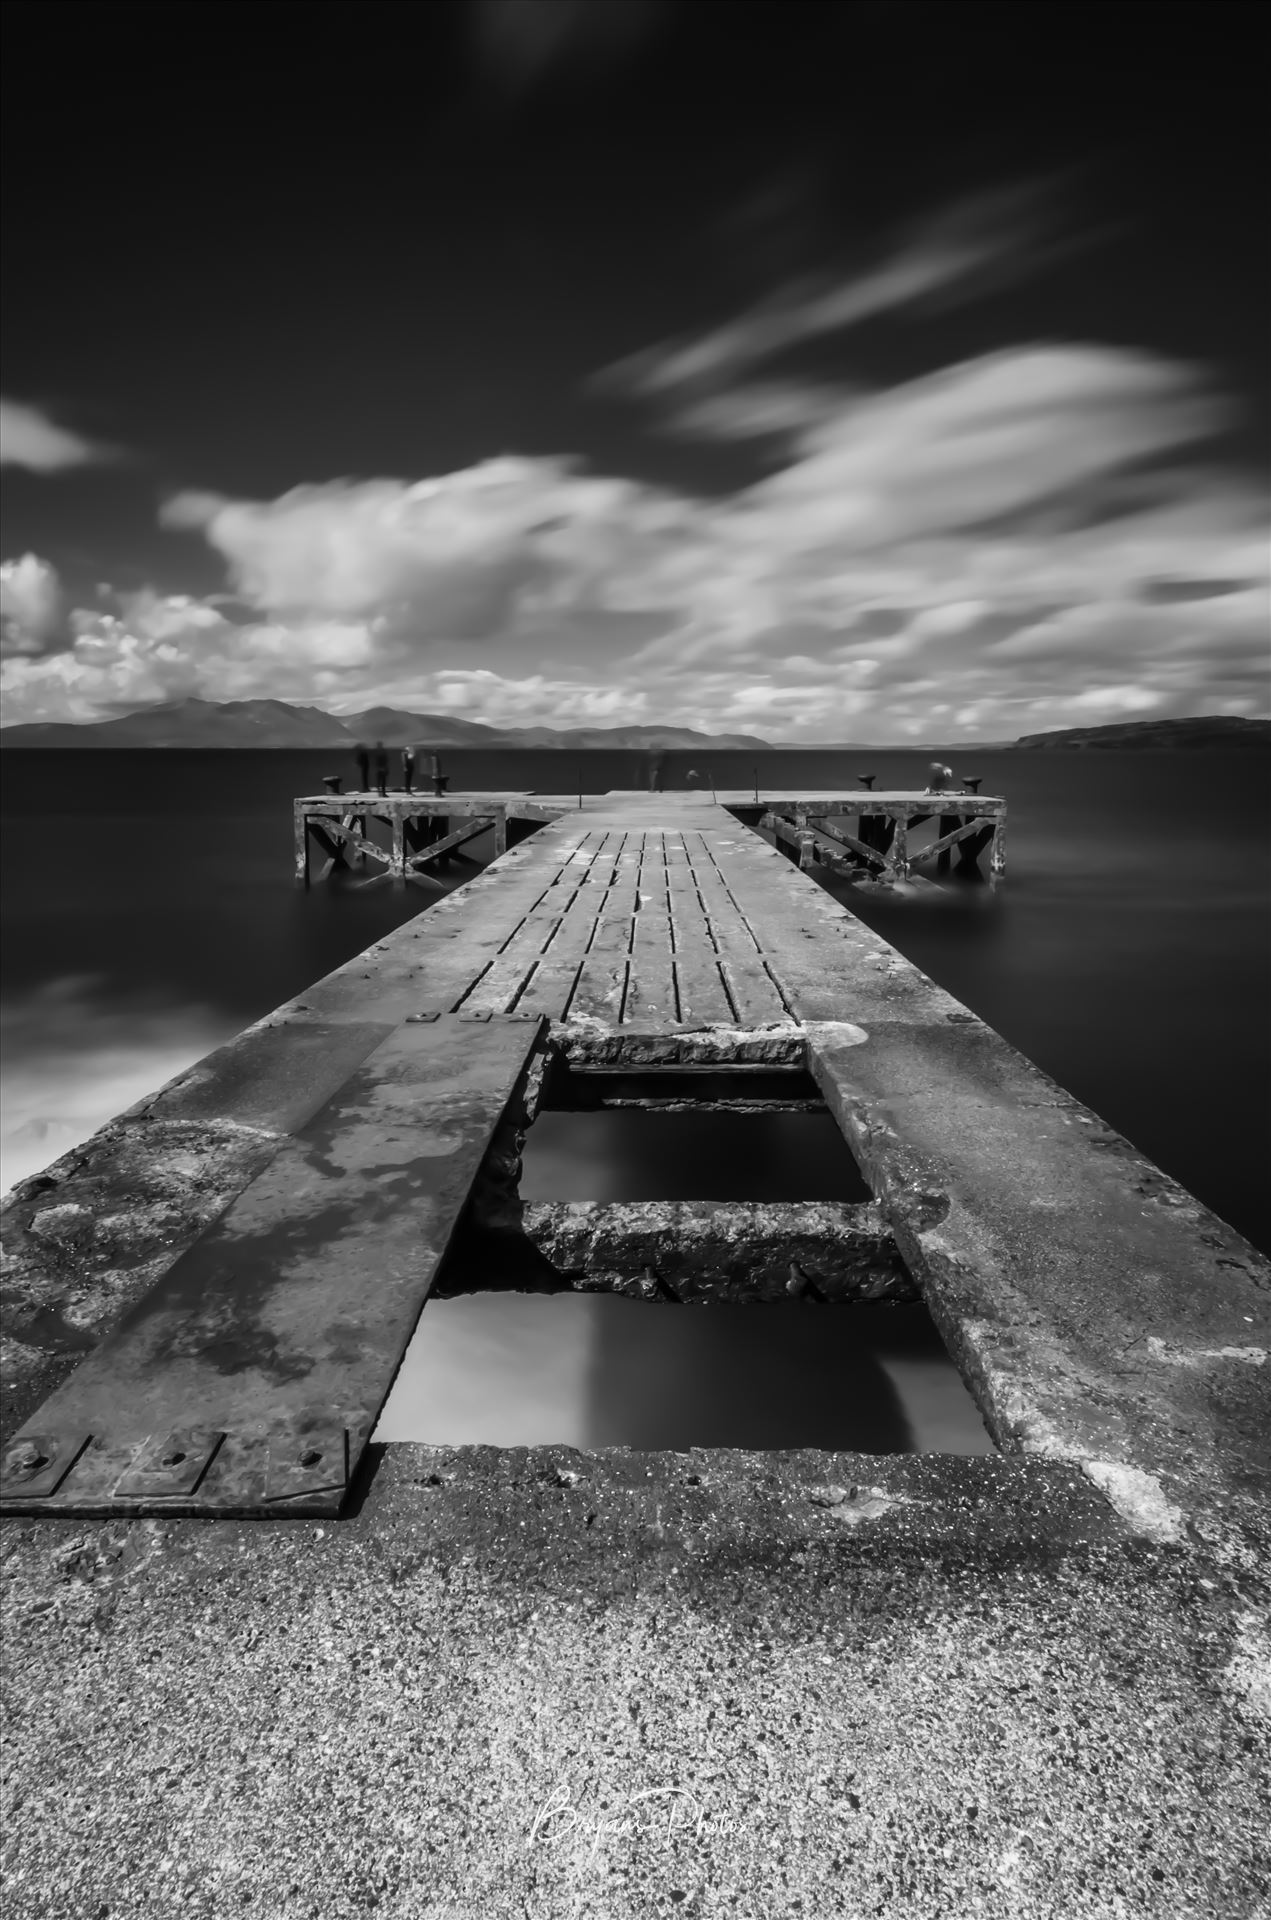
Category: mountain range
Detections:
[
  {"x1": 1009, "y1": 716, "x2": 1271, "y2": 750},
  {"x1": 0, "y1": 699, "x2": 1265, "y2": 752},
  {"x1": 0, "y1": 699, "x2": 770, "y2": 752}
]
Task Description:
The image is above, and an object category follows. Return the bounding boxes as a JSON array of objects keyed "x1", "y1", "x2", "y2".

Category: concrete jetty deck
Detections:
[{"x1": 2, "y1": 792, "x2": 1268, "y2": 1917}]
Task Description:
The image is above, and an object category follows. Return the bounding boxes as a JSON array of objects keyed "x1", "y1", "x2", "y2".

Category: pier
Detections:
[
  {"x1": 2, "y1": 788, "x2": 1268, "y2": 1914},
  {"x1": 293, "y1": 785, "x2": 1006, "y2": 890}
]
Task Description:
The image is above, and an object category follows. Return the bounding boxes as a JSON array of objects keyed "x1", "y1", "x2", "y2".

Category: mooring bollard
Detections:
[{"x1": 322, "y1": 775, "x2": 342, "y2": 795}]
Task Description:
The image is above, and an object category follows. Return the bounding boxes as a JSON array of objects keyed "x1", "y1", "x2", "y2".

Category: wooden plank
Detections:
[
  {"x1": 458, "y1": 856, "x2": 592, "y2": 1013},
  {"x1": 665, "y1": 850, "x2": 736, "y2": 1025},
  {"x1": 907, "y1": 816, "x2": 997, "y2": 868},
  {"x1": 625, "y1": 836, "x2": 680, "y2": 1026},
  {"x1": 406, "y1": 817, "x2": 493, "y2": 867},
  {"x1": 802, "y1": 817, "x2": 884, "y2": 870},
  {"x1": 567, "y1": 851, "x2": 640, "y2": 1024},
  {"x1": 514, "y1": 834, "x2": 626, "y2": 1020},
  {"x1": 311, "y1": 817, "x2": 393, "y2": 867},
  {"x1": 392, "y1": 839, "x2": 625, "y2": 1020},
  {"x1": 0, "y1": 1017, "x2": 547, "y2": 1518},
  {"x1": 684, "y1": 837, "x2": 794, "y2": 1025}
]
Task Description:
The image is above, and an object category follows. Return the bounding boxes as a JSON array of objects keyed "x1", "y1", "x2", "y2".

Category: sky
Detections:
[{"x1": 1, "y1": 0, "x2": 1267, "y2": 743}]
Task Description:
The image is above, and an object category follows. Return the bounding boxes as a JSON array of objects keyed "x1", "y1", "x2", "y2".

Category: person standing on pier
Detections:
[
  {"x1": 402, "y1": 745, "x2": 415, "y2": 794},
  {"x1": 354, "y1": 741, "x2": 370, "y2": 792},
  {"x1": 373, "y1": 740, "x2": 389, "y2": 796},
  {"x1": 648, "y1": 747, "x2": 667, "y2": 792}
]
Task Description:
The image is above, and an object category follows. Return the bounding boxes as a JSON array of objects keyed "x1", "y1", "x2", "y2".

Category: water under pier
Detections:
[{"x1": 2, "y1": 786, "x2": 1267, "y2": 1914}]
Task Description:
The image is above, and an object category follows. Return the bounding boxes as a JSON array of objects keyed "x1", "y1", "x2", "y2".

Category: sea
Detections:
[{"x1": 3, "y1": 746, "x2": 1268, "y2": 1456}]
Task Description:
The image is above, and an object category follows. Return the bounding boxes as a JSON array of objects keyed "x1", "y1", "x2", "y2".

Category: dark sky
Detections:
[{"x1": 2, "y1": 0, "x2": 1267, "y2": 737}]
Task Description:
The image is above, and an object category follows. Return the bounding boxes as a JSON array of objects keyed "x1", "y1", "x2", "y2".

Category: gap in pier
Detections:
[{"x1": 376, "y1": 1073, "x2": 993, "y2": 1456}]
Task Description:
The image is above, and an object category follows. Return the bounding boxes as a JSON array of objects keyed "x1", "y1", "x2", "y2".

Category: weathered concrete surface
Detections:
[
  {"x1": 4, "y1": 1444, "x2": 1270, "y2": 1920},
  {"x1": 445, "y1": 1200, "x2": 915, "y2": 1302}
]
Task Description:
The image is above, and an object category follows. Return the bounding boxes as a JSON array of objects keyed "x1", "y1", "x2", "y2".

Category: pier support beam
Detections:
[{"x1": 293, "y1": 803, "x2": 307, "y2": 885}]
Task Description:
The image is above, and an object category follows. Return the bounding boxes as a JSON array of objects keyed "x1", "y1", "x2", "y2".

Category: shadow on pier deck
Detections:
[{"x1": 2, "y1": 788, "x2": 1268, "y2": 1917}]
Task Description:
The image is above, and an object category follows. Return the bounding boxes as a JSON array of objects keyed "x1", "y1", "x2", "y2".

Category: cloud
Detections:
[
  {"x1": 467, "y1": 0, "x2": 665, "y2": 94},
  {"x1": 596, "y1": 182, "x2": 1070, "y2": 408},
  {"x1": 1, "y1": 554, "x2": 71, "y2": 657},
  {"x1": 738, "y1": 347, "x2": 1231, "y2": 545},
  {"x1": 4, "y1": 346, "x2": 1267, "y2": 741},
  {"x1": 0, "y1": 396, "x2": 120, "y2": 472}
]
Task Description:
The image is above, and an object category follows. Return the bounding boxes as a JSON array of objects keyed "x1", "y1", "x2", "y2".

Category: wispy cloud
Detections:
[
  {"x1": 467, "y1": 0, "x2": 665, "y2": 94},
  {"x1": 595, "y1": 182, "x2": 1073, "y2": 409},
  {"x1": 0, "y1": 396, "x2": 122, "y2": 472}
]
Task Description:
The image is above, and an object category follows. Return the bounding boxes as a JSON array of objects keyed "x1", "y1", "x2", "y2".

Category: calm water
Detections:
[{"x1": 2, "y1": 746, "x2": 1267, "y2": 1454}]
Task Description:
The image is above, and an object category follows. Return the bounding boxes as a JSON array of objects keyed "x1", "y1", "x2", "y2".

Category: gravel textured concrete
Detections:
[{"x1": 3, "y1": 1444, "x2": 1270, "y2": 1920}]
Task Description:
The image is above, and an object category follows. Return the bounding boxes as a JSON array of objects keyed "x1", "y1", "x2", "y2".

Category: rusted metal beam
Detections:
[{"x1": 441, "y1": 1199, "x2": 915, "y2": 1303}]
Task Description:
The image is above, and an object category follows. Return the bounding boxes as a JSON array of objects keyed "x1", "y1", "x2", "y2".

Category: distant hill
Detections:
[
  {"x1": 0, "y1": 697, "x2": 769, "y2": 752},
  {"x1": 1011, "y1": 716, "x2": 1271, "y2": 750},
  {"x1": 8, "y1": 698, "x2": 1260, "y2": 754},
  {"x1": 0, "y1": 698, "x2": 353, "y2": 749}
]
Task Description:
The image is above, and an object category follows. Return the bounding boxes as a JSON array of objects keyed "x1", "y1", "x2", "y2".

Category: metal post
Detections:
[{"x1": 390, "y1": 811, "x2": 405, "y2": 883}]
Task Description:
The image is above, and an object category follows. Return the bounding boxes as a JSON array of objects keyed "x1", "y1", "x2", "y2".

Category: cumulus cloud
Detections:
[
  {"x1": 0, "y1": 396, "x2": 120, "y2": 471},
  {"x1": 3, "y1": 344, "x2": 1267, "y2": 741},
  {"x1": 1, "y1": 554, "x2": 71, "y2": 657}
]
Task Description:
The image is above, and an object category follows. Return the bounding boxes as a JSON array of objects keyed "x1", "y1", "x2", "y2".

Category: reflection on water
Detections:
[
  {"x1": 521, "y1": 1109, "x2": 872, "y2": 1203},
  {"x1": 376, "y1": 1103, "x2": 983, "y2": 1450},
  {"x1": 373, "y1": 1293, "x2": 995, "y2": 1454}
]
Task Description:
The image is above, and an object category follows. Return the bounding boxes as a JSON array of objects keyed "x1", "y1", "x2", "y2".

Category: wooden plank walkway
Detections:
[
  {"x1": 3, "y1": 787, "x2": 1268, "y2": 1551},
  {"x1": 453, "y1": 822, "x2": 796, "y2": 1028}
]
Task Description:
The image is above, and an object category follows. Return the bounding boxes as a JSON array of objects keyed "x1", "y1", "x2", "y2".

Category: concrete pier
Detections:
[{"x1": 2, "y1": 790, "x2": 1268, "y2": 1916}]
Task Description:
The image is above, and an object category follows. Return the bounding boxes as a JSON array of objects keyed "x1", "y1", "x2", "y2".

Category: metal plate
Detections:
[
  {"x1": 264, "y1": 1425, "x2": 349, "y2": 1503},
  {"x1": 3, "y1": 1016, "x2": 547, "y2": 1518},
  {"x1": 0, "y1": 1431, "x2": 92, "y2": 1500},
  {"x1": 113, "y1": 1428, "x2": 225, "y2": 1499}
]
